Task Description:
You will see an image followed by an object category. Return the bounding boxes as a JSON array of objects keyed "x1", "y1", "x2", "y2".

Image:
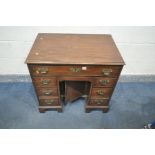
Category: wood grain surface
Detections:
[{"x1": 25, "y1": 33, "x2": 125, "y2": 65}]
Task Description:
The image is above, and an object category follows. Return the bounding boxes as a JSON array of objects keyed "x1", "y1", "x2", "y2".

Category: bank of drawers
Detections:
[
  {"x1": 88, "y1": 71, "x2": 120, "y2": 109},
  {"x1": 87, "y1": 77, "x2": 119, "y2": 110},
  {"x1": 30, "y1": 65, "x2": 121, "y2": 111},
  {"x1": 31, "y1": 76, "x2": 60, "y2": 107}
]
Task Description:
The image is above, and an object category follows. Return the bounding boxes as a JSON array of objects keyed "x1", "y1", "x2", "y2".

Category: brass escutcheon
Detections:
[
  {"x1": 97, "y1": 90, "x2": 104, "y2": 96},
  {"x1": 43, "y1": 91, "x2": 52, "y2": 95},
  {"x1": 99, "y1": 79, "x2": 109, "y2": 85},
  {"x1": 95, "y1": 99, "x2": 104, "y2": 105},
  {"x1": 44, "y1": 99, "x2": 54, "y2": 105},
  {"x1": 70, "y1": 67, "x2": 81, "y2": 73},
  {"x1": 36, "y1": 68, "x2": 48, "y2": 74},
  {"x1": 41, "y1": 79, "x2": 50, "y2": 85},
  {"x1": 102, "y1": 68, "x2": 112, "y2": 76}
]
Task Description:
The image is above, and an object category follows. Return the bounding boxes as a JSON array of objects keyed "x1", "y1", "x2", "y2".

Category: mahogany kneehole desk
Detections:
[{"x1": 25, "y1": 33, "x2": 125, "y2": 113}]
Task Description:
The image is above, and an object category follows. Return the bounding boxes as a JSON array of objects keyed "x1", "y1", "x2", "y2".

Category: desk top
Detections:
[{"x1": 25, "y1": 33, "x2": 125, "y2": 65}]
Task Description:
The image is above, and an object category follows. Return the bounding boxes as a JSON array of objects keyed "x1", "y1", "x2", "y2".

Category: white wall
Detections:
[{"x1": 0, "y1": 26, "x2": 155, "y2": 75}]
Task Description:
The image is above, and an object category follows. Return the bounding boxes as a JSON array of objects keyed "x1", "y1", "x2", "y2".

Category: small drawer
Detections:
[
  {"x1": 88, "y1": 99, "x2": 109, "y2": 106},
  {"x1": 91, "y1": 88, "x2": 113, "y2": 98},
  {"x1": 36, "y1": 87, "x2": 58, "y2": 97},
  {"x1": 29, "y1": 65, "x2": 122, "y2": 77},
  {"x1": 94, "y1": 77, "x2": 117, "y2": 87},
  {"x1": 39, "y1": 98, "x2": 60, "y2": 106},
  {"x1": 33, "y1": 77, "x2": 56, "y2": 87}
]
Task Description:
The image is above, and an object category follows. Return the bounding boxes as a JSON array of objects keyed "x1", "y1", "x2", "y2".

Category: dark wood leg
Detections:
[
  {"x1": 102, "y1": 108, "x2": 109, "y2": 113},
  {"x1": 57, "y1": 108, "x2": 63, "y2": 113},
  {"x1": 39, "y1": 108, "x2": 46, "y2": 113},
  {"x1": 85, "y1": 108, "x2": 91, "y2": 113}
]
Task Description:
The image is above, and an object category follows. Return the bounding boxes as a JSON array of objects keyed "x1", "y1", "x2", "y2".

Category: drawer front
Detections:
[
  {"x1": 39, "y1": 98, "x2": 60, "y2": 106},
  {"x1": 94, "y1": 77, "x2": 117, "y2": 87},
  {"x1": 29, "y1": 65, "x2": 122, "y2": 77},
  {"x1": 91, "y1": 88, "x2": 113, "y2": 98},
  {"x1": 33, "y1": 77, "x2": 57, "y2": 87},
  {"x1": 88, "y1": 99, "x2": 109, "y2": 106},
  {"x1": 36, "y1": 87, "x2": 58, "y2": 97}
]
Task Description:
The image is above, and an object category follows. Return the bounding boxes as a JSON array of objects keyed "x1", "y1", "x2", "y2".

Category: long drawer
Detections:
[{"x1": 29, "y1": 65, "x2": 122, "y2": 77}]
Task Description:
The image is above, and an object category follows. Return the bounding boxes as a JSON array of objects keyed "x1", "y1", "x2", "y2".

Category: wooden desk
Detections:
[{"x1": 25, "y1": 33, "x2": 125, "y2": 113}]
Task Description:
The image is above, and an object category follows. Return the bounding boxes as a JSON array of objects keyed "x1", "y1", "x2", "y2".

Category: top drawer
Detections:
[{"x1": 29, "y1": 65, "x2": 122, "y2": 77}]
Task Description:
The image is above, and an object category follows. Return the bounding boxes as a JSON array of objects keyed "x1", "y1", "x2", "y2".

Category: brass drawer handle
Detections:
[
  {"x1": 70, "y1": 67, "x2": 81, "y2": 73},
  {"x1": 36, "y1": 68, "x2": 48, "y2": 74},
  {"x1": 102, "y1": 69, "x2": 112, "y2": 76},
  {"x1": 97, "y1": 90, "x2": 104, "y2": 96},
  {"x1": 95, "y1": 99, "x2": 104, "y2": 105},
  {"x1": 43, "y1": 91, "x2": 52, "y2": 95},
  {"x1": 41, "y1": 79, "x2": 50, "y2": 85},
  {"x1": 44, "y1": 99, "x2": 54, "y2": 105},
  {"x1": 99, "y1": 79, "x2": 109, "y2": 85}
]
